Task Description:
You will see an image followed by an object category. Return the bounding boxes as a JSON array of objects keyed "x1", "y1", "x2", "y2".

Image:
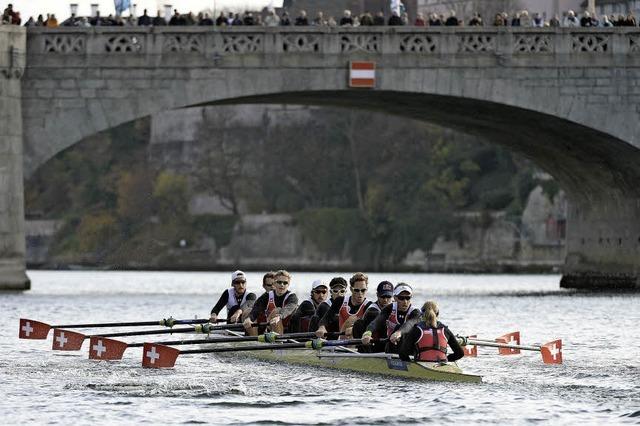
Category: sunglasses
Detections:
[
  {"x1": 378, "y1": 295, "x2": 392, "y2": 299},
  {"x1": 331, "y1": 288, "x2": 346, "y2": 294},
  {"x1": 233, "y1": 280, "x2": 246, "y2": 284},
  {"x1": 275, "y1": 280, "x2": 289, "y2": 285},
  {"x1": 396, "y1": 295, "x2": 411, "y2": 301},
  {"x1": 352, "y1": 288, "x2": 367, "y2": 294},
  {"x1": 313, "y1": 289, "x2": 327, "y2": 294}
]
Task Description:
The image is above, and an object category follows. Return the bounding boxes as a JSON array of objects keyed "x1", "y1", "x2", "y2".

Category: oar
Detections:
[
  {"x1": 459, "y1": 335, "x2": 563, "y2": 364},
  {"x1": 18, "y1": 317, "x2": 220, "y2": 340},
  {"x1": 459, "y1": 331, "x2": 521, "y2": 357},
  {"x1": 141, "y1": 338, "x2": 369, "y2": 368},
  {"x1": 88, "y1": 331, "x2": 343, "y2": 360},
  {"x1": 51, "y1": 322, "x2": 267, "y2": 351}
]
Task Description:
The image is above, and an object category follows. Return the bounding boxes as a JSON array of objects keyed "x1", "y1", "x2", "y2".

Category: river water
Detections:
[{"x1": 1, "y1": 271, "x2": 638, "y2": 424}]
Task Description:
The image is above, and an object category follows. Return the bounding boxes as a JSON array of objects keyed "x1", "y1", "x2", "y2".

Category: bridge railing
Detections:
[{"x1": 26, "y1": 27, "x2": 640, "y2": 58}]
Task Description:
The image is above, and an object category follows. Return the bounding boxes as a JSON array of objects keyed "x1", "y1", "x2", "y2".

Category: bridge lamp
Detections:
[
  {"x1": 70, "y1": 3, "x2": 78, "y2": 16},
  {"x1": 164, "y1": 4, "x2": 172, "y2": 21},
  {"x1": 588, "y1": 0, "x2": 595, "y2": 14},
  {"x1": 131, "y1": 3, "x2": 137, "y2": 17},
  {"x1": 90, "y1": 4, "x2": 99, "y2": 17}
]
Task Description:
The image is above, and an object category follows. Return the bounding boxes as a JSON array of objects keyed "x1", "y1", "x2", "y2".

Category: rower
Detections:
[
  {"x1": 352, "y1": 281, "x2": 394, "y2": 350},
  {"x1": 209, "y1": 270, "x2": 257, "y2": 324},
  {"x1": 289, "y1": 279, "x2": 328, "y2": 333},
  {"x1": 361, "y1": 283, "x2": 421, "y2": 353},
  {"x1": 396, "y1": 300, "x2": 465, "y2": 363},
  {"x1": 315, "y1": 272, "x2": 372, "y2": 339},
  {"x1": 309, "y1": 277, "x2": 347, "y2": 333},
  {"x1": 262, "y1": 271, "x2": 276, "y2": 293},
  {"x1": 243, "y1": 269, "x2": 298, "y2": 336}
]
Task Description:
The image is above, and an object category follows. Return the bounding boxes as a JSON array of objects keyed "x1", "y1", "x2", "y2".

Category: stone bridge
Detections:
[{"x1": 2, "y1": 25, "x2": 640, "y2": 290}]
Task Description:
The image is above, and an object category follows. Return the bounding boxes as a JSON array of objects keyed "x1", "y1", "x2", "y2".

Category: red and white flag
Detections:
[
  {"x1": 349, "y1": 61, "x2": 376, "y2": 88},
  {"x1": 541, "y1": 339, "x2": 563, "y2": 364},
  {"x1": 51, "y1": 329, "x2": 85, "y2": 351},
  {"x1": 89, "y1": 337, "x2": 128, "y2": 360},
  {"x1": 142, "y1": 343, "x2": 180, "y2": 368},
  {"x1": 19, "y1": 318, "x2": 51, "y2": 339},
  {"x1": 496, "y1": 331, "x2": 521, "y2": 355},
  {"x1": 463, "y1": 335, "x2": 477, "y2": 357}
]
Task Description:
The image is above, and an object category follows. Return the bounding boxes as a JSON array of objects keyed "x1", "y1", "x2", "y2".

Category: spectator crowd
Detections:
[{"x1": 3, "y1": 3, "x2": 639, "y2": 29}]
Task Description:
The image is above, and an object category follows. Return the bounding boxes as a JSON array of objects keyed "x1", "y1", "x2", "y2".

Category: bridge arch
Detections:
[{"x1": 14, "y1": 27, "x2": 640, "y2": 288}]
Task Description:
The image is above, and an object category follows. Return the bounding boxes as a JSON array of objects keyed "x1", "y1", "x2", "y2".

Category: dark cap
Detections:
[
  {"x1": 376, "y1": 281, "x2": 394, "y2": 297},
  {"x1": 329, "y1": 277, "x2": 347, "y2": 289}
]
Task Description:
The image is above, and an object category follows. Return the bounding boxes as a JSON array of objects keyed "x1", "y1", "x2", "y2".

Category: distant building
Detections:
[
  {"x1": 282, "y1": 0, "x2": 420, "y2": 21},
  {"x1": 417, "y1": 0, "x2": 585, "y2": 21},
  {"x1": 580, "y1": 0, "x2": 640, "y2": 16}
]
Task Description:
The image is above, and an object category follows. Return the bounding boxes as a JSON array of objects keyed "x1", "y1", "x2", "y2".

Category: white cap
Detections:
[
  {"x1": 231, "y1": 270, "x2": 246, "y2": 282},
  {"x1": 311, "y1": 279, "x2": 327, "y2": 291},
  {"x1": 393, "y1": 283, "x2": 413, "y2": 296}
]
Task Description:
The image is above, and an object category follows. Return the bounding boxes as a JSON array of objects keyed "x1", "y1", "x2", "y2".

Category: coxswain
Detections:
[
  {"x1": 243, "y1": 269, "x2": 298, "y2": 336},
  {"x1": 309, "y1": 277, "x2": 347, "y2": 332},
  {"x1": 209, "y1": 270, "x2": 257, "y2": 324},
  {"x1": 352, "y1": 281, "x2": 395, "y2": 350},
  {"x1": 361, "y1": 283, "x2": 421, "y2": 353},
  {"x1": 289, "y1": 279, "x2": 328, "y2": 332},
  {"x1": 396, "y1": 300, "x2": 465, "y2": 363},
  {"x1": 316, "y1": 272, "x2": 372, "y2": 339}
]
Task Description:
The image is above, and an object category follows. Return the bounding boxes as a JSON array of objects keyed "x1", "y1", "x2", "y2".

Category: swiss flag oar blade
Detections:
[
  {"x1": 463, "y1": 335, "x2": 478, "y2": 357},
  {"x1": 89, "y1": 337, "x2": 128, "y2": 360},
  {"x1": 142, "y1": 343, "x2": 179, "y2": 368},
  {"x1": 19, "y1": 319, "x2": 51, "y2": 339},
  {"x1": 497, "y1": 331, "x2": 521, "y2": 355},
  {"x1": 52, "y1": 329, "x2": 85, "y2": 351},
  {"x1": 541, "y1": 339, "x2": 563, "y2": 364}
]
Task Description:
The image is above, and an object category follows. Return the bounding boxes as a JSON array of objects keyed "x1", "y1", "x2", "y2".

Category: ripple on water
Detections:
[
  {"x1": 622, "y1": 410, "x2": 640, "y2": 418},
  {"x1": 3, "y1": 271, "x2": 640, "y2": 425}
]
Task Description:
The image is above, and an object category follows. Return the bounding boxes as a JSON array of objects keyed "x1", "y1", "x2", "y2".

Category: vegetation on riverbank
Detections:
[{"x1": 25, "y1": 107, "x2": 543, "y2": 269}]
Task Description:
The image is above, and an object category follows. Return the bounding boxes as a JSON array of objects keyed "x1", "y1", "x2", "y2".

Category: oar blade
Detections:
[
  {"x1": 541, "y1": 339, "x2": 563, "y2": 364},
  {"x1": 497, "y1": 331, "x2": 521, "y2": 355},
  {"x1": 142, "y1": 343, "x2": 179, "y2": 368},
  {"x1": 19, "y1": 319, "x2": 51, "y2": 339},
  {"x1": 52, "y1": 329, "x2": 85, "y2": 351},
  {"x1": 463, "y1": 335, "x2": 478, "y2": 357},
  {"x1": 89, "y1": 337, "x2": 128, "y2": 360}
]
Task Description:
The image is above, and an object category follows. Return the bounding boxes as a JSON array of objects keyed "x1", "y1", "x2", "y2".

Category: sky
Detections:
[{"x1": 11, "y1": 0, "x2": 283, "y2": 20}]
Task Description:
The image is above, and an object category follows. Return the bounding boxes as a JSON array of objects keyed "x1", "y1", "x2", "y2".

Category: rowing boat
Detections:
[
  {"x1": 199, "y1": 332, "x2": 482, "y2": 383},
  {"x1": 230, "y1": 348, "x2": 481, "y2": 383}
]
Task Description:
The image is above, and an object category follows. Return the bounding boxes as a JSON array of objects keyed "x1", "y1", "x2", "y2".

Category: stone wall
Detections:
[
  {"x1": 403, "y1": 186, "x2": 567, "y2": 271},
  {"x1": 0, "y1": 26, "x2": 29, "y2": 290}
]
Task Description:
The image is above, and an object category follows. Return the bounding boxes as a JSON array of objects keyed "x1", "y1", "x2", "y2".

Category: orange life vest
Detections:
[
  {"x1": 415, "y1": 323, "x2": 448, "y2": 362},
  {"x1": 338, "y1": 296, "x2": 368, "y2": 330},
  {"x1": 265, "y1": 290, "x2": 293, "y2": 327},
  {"x1": 386, "y1": 303, "x2": 420, "y2": 337}
]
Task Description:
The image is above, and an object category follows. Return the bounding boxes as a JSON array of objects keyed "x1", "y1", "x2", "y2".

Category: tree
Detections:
[
  {"x1": 193, "y1": 107, "x2": 254, "y2": 215},
  {"x1": 152, "y1": 172, "x2": 189, "y2": 222},
  {"x1": 117, "y1": 168, "x2": 154, "y2": 226}
]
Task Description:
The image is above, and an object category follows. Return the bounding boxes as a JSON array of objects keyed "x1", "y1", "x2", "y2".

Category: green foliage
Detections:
[
  {"x1": 116, "y1": 169, "x2": 154, "y2": 226},
  {"x1": 152, "y1": 172, "x2": 190, "y2": 222},
  {"x1": 295, "y1": 208, "x2": 368, "y2": 257},
  {"x1": 192, "y1": 215, "x2": 239, "y2": 247},
  {"x1": 539, "y1": 179, "x2": 561, "y2": 202},
  {"x1": 75, "y1": 211, "x2": 119, "y2": 252},
  {"x1": 26, "y1": 108, "x2": 543, "y2": 268}
]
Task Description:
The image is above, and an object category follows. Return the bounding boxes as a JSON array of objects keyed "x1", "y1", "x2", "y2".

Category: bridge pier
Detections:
[
  {"x1": 562, "y1": 197, "x2": 640, "y2": 290},
  {"x1": 0, "y1": 27, "x2": 29, "y2": 291}
]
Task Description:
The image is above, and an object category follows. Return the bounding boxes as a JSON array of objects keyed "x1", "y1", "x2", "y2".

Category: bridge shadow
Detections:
[{"x1": 193, "y1": 90, "x2": 640, "y2": 203}]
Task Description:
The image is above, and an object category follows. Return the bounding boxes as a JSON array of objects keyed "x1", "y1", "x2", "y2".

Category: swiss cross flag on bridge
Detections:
[{"x1": 349, "y1": 61, "x2": 376, "y2": 88}]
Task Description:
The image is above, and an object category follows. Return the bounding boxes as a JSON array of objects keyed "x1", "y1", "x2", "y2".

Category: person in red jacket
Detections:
[{"x1": 397, "y1": 300, "x2": 464, "y2": 362}]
